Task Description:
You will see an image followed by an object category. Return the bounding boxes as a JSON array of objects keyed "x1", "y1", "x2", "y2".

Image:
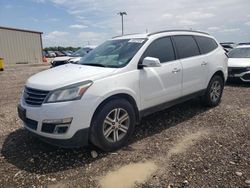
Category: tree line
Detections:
[{"x1": 43, "y1": 46, "x2": 81, "y2": 52}]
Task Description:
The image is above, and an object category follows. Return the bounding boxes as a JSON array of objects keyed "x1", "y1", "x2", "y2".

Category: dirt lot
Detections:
[{"x1": 0, "y1": 64, "x2": 249, "y2": 188}]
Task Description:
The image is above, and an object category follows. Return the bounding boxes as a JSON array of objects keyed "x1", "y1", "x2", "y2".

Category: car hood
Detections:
[
  {"x1": 228, "y1": 58, "x2": 250, "y2": 67},
  {"x1": 26, "y1": 64, "x2": 117, "y2": 90}
]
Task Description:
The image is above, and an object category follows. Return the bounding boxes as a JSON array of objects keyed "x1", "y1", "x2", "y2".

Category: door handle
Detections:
[
  {"x1": 172, "y1": 68, "x2": 181, "y2": 73},
  {"x1": 201, "y1": 61, "x2": 208, "y2": 66}
]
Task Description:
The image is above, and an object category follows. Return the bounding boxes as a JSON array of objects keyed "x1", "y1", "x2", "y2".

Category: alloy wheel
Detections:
[
  {"x1": 210, "y1": 80, "x2": 221, "y2": 103},
  {"x1": 102, "y1": 108, "x2": 130, "y2": 143}
]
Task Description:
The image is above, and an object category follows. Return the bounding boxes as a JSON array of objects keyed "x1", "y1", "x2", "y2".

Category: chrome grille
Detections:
[{"x1": 24, "y1": 87, "x2": 50, "y2": 106}]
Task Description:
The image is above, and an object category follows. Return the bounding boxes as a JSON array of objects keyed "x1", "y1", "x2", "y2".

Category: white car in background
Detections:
[
  {"x1": 51, "y1": 47, "x2": 95, "y2": 67},
  {"x1": 82, "y1": 45, "x2": 97, "y2": 53},
  {"x1": 228, "y1": 45, "x2": 250, "y2": 82}
]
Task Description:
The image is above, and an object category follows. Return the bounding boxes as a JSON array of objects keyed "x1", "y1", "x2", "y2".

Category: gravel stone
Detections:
[
  {"x1": 235, "y1": 172, "x2": 243, "y2": 176},
  {"x1": 91, "y1": 150, "x2": 98, "y2": 159}
]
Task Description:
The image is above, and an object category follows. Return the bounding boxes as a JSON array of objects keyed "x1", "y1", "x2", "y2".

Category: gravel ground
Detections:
[{"x1": 0, "y1": 64, "x2": 249, "y2": 188}]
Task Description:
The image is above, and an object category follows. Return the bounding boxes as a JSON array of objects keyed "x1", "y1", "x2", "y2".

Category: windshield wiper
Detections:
[{"x1": 82, "y1": 63, "x2": 106, "y2": 67}]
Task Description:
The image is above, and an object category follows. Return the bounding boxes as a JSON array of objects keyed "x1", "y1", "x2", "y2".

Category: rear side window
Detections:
[
  {"x1": 195, "y1": 36, "x2": 218, "y2": 54},
  {"x1": 142, "y1": 37, "x2": 175, "y2": 63},
  {"x1": 173, "y1": 35, "x2": 200, "y2": 59}
]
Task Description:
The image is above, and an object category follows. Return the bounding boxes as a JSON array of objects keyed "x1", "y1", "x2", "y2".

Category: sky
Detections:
[{"x1": 0, "y1": 0, "x2": 249, "y2": 47}]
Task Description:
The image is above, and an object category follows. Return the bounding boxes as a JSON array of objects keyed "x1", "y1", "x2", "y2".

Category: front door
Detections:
[{"x1": 139, "y1": 36, "x2": 182, "y2": 110}]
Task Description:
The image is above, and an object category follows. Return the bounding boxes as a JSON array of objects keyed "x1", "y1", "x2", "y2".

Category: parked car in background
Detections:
[
  {"x1": 18, "y1": 30, "x2": 227, "y2": 151},
  {"x1": 62, "y1": 51, "x2": 73, "y2": 56},
  {"x1": 44, "y1": 51, "x2": 56, "y2": 58},
  {"x1": 220, "y1": 42, "x2": 236, "y2": 53},
  {"x1": 51, "y1": 48, "x2": 88, "y2": 67},
  {"x1": 42, "y1": 51, "x2": 47, "y2": 57},
  {"x1": 228, "y1": 45, "x2": 250, "y2": 82},
  {"x1": 82, "y1": 45, "x2": 96, "y2": 53},
  {"x1": 54, "y1": 51, "x2": 66, "y2": 57},
  {"x1": 238, "y1": 42, "x2": 250, "y2": 46}
]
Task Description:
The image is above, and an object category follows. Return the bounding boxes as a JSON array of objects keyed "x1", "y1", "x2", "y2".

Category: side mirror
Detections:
[{"x1": 141, "y1": 57, "x2": 161, "y2": 68}]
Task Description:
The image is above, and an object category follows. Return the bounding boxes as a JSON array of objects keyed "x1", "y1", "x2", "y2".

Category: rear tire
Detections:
[
  {"x1": 90, "y1": 98, "x2": 135, "y2": 152},
  {"x1": 202, "y1": 75, "x2": 224, "y2": 107}
]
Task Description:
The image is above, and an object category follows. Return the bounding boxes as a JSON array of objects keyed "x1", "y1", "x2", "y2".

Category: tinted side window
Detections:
[
  {"x1": 173, "y1": 35, "x2": 200, "y2": 59},
  {"x1": 195, "y1": 36, "x2": 218, "y2": 54},
  {"x1": 142, "y1": 37, "x2": 175, "y2": 63}
]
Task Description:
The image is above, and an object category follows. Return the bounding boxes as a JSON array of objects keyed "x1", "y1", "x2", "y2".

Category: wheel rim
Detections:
[
  {"x1": 102, "y1": 108, "x2": 130, "y2": 143},
  {"x1": 210, "y1": 80, "x2": 221, "y2": 103}
]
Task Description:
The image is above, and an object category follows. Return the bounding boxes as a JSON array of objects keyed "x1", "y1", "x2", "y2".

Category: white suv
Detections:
[
  {"x1": 228, "y1": 45, "x2": 250, "y2": 82},
  {"x1": 18, "y1": 30, "x2": 228, "y2": 151}
]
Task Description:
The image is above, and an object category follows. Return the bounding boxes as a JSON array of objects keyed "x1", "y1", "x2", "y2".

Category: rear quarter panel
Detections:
[{"x1": 206, "y1": 45, "x2": 228, "y2": 86}]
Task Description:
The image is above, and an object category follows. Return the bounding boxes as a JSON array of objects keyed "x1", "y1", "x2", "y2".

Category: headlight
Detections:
[{"x1": 45, "y1": 80, "x2": 93, "y2": 103}]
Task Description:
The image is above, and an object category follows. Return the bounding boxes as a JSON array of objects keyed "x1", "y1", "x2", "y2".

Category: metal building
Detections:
[{"x1": 0, "y1": 26, "x2": 43, "y2": 64}]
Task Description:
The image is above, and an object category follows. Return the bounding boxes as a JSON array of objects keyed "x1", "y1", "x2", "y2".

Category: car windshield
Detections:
[
  {"x1": 70, "y1": 48, "x2": 87, "y2": 57},
  {"x1": 78, "y1": 38, "x2": 146, "y2": 68},
  {"x1": 228, "y1": 48, "x2": 250, "y2": 58}
]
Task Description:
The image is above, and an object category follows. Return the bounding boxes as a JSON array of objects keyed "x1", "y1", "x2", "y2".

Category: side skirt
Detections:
[{"x1": 139, "y1": 89, "x2": 206, "y2": 118}]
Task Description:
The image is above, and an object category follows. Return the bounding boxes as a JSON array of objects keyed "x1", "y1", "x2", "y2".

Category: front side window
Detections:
[
  {"x1": 78, "y1": 39, "x2": 146, "y2": 68},
  {"x1": 228, "y1": 48, "x2": 250, "y2": 58},
  {"x1": 173, "y1": 35, "x2": 200, "y2": 59},
  {"x1": 141, "y1": 37, "x2": 175, "y2": 63},
  {"x1": 195, "y1": 36, "x2": 218, "y2": 54}
]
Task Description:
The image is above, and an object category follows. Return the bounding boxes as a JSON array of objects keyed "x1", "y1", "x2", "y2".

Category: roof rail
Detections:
[
  {"x1": 112, "y1": 33, "x2": 142, "y2": 39},
  {"x1": 148, "y1": 30, "x2": 210, "y2": 36}
]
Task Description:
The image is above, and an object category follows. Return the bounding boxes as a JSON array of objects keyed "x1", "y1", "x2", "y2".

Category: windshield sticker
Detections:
[{"x1": 128, "y1": 39, "x2": 145, "y2": 43}]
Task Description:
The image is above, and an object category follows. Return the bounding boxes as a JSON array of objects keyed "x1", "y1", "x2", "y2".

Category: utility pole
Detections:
[{"x1": 118, "y1": 12, "x2": 127, "y2": 35}]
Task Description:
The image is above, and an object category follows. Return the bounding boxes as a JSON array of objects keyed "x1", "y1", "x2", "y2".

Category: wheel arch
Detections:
[
  {"x1": 207, "y1": 69, "x2": 225, "y2": 88},
  {"x1": 212, "y1": 70, "x2": 225, "y2": 83},
  {"x1": 91, "y1": 93, "x2": 140, "y2": 127}
]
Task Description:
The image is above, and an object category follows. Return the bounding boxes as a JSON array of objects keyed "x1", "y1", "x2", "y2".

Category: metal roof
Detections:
[{"x1": 0, "y1": 26, "x2": 43, "y2": 34}]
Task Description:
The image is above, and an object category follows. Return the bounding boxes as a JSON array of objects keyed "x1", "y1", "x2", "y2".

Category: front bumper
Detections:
[
  {"x1": 17, "y1": 96, "x2": 95, "y2": 147},
  {"x1": 228, "y1": 67, "x2": 250, "y2": 82},
  {"x1": 29, "y1": 127, "x2": 89, "y2": 148}
]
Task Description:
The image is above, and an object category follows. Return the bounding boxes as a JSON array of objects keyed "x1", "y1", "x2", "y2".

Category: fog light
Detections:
[
  {"x1": 54, "y1": 124, "x2": 69, "y2": 134},
  {"x1": 42, "y1": 118, "x2": 72, "y2": 134}
]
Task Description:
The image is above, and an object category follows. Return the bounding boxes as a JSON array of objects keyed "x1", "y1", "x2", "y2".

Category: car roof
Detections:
[
  {"x1": 220, "y1": 42, "x2": 235, "y2": 44},
  {"x1": 236, "y1": 45, "x2": 250, "y2": 49},
  {"x1": 113, "y1": 30, "x2": 211, "y2": 40},
  {"x1": 112, "y1": 33, "x2": 148, "y2": 40}
]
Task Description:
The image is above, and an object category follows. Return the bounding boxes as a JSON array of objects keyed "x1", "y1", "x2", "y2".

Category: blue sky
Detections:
[{"x1": 0, "y1": 0, "x2": 250, "y2": 47}]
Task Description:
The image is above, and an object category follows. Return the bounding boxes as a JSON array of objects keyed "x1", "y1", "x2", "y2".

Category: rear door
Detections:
[
  {"x1": 194, "y1": 35, "x2": 219, "y2": 86},
  {"x1": 139, "y1": 36, "x2": 182, "y2": 110},
  {"x1": 172, "y1": 35, "x2": 206, "y2": 96}
]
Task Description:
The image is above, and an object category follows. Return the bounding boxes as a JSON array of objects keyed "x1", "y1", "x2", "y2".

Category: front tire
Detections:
[
  {"x1": 202, "y1": 75, "x2": 224, "y2": 107},
  {"x1": 90, "y1": 98, "x2": 135, "y2": 151}
]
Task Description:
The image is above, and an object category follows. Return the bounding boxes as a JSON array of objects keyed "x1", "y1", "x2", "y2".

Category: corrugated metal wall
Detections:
[{"x1": 0, "y1": 28, "x2": 42, "y2": 64}]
